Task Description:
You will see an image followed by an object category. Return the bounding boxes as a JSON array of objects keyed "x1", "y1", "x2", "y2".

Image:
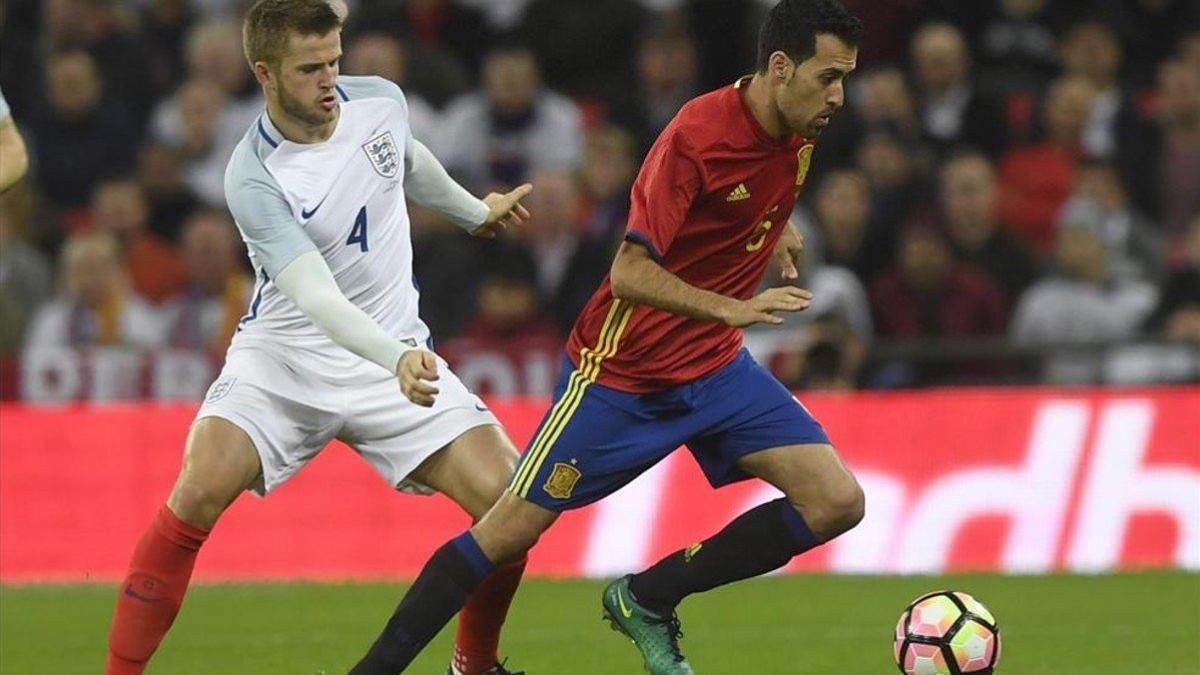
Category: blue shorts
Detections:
[{"x1": 507, "y1": 349, "x2": 830, "y2": 511}]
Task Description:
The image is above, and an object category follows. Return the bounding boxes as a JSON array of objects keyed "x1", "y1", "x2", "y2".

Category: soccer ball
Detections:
[{"x1": 893, "y1": 590, "x2": 1000, "y2": 674}]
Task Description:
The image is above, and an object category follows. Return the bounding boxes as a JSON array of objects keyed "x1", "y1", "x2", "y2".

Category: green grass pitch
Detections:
[{"x1": 2, "y1": 573, "x2": 1197, "y2": 673}]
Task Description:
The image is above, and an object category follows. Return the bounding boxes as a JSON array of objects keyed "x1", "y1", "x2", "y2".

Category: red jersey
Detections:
[{"x1": 566, "y1": 78, "x2": 816, "y2": 393}]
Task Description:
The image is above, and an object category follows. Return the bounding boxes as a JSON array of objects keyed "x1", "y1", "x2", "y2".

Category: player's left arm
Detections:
[{"x1": 402, "y1": 138, "x2": 532, "y2": 238}]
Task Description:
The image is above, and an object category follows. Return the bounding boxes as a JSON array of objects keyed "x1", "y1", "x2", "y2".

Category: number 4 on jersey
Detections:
[{"x1": 347, "y1": 206, "x2": 369, "y2": 252}]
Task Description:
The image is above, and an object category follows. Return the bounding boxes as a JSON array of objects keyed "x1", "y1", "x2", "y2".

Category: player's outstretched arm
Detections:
[
  {"x1": 273, "y1": 251, "x2": 414, "y2": 375},
  {"x1": 403, "y1": 139, "x2": 531, "y2": 237},
  {"x1": 610, "y1": 240, "x2": 812, "y2": 328}
]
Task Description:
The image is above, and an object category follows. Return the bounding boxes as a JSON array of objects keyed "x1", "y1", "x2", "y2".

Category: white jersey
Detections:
[{"x1": 224, "y1": 76, "x2": 428, "y2": 365}]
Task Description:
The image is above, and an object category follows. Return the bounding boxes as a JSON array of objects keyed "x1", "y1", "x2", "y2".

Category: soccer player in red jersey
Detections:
[{"x1": 352, "y1": 3, "x2": 864, "y2": 673}]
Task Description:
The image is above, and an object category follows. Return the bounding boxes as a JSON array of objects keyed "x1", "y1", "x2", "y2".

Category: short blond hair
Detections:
[{"x1": 242, "y1": 0, "x2": 342, "y2": 69}]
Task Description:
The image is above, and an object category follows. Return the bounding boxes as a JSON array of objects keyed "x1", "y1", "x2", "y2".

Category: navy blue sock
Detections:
[
  {"x1": 350, "y1": 532, "x2": 495, "y2": 674},
  {"x1": 628, "y1": 498, "x2": 821, "y2": 614}
]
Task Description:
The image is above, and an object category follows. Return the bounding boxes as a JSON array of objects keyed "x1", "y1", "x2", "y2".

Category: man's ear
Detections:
[
  {"x1": 770, "y1": 51, "x2": 794, "y2": 83},
  {"x1": 253, "y1": 62, "x2": 273, "y2": 89}
]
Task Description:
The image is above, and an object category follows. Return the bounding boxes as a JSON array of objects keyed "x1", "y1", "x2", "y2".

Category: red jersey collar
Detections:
[{"x1": 732, "y1": 75, "x2": 811, "y2": 149}]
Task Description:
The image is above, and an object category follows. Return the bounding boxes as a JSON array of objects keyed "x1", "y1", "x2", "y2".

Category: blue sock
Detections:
[
  {"x1": 628, "y1": 498, "x2": 821, "y2": 614},
  {"x1": 351, "y1": 532, "x2": 495, "y2": 674}
]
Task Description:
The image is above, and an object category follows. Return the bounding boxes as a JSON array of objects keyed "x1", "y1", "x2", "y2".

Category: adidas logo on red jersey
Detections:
[{"x1": 725, "y1": 183, "x2": 751, "y2": 202}]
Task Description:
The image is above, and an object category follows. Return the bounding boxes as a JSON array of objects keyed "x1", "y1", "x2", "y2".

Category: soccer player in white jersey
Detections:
[{"x1": 106, "y1": 3, "x2": 533, "y2": 674}]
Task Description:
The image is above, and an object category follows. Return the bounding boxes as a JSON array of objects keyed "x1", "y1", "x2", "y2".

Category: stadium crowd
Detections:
[{"x1": 1, "y1": 0, "x2": 1198, "y2": 400}]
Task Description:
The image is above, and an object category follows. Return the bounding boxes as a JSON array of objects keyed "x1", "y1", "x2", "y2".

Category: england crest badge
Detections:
[{"x1": 362, "y1": 131, "x2": 399, "y2": 178}]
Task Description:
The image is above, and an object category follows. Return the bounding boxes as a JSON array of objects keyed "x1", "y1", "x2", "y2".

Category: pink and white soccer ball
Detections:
[{"x1": 893, "y1": 591, "x2": 1001, "y2": 674}]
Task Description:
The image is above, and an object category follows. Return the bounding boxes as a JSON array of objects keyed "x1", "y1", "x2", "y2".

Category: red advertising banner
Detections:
[{"x1": 1, "y1": 388, "x2": 1197, "y2": 583}]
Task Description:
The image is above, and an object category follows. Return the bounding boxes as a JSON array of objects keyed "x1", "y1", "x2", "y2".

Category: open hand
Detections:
[
  {"x1": 472, "y1": 183, "x2": 533, "y2": 238},
  {"x1": 721, "y1": 286, "x2": 813, "y2": 328}
]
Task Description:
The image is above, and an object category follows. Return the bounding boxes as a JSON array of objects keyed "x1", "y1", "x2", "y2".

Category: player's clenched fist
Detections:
[
  {"x1": 397, "y1": 349, "x2": 441, "y2": 407},
  {"x1": 721, "y1": 286, "x2": 813, "y2": 328}
]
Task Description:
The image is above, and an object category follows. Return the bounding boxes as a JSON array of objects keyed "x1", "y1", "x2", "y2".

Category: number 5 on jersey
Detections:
[{"x1": 347, "y1": 206, "x2": 369, "y2": 252}]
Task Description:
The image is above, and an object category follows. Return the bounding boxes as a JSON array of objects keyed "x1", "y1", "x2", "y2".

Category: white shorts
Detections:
[{"x1": 196, "y1": 340, "x2": 498, "y2": 496}]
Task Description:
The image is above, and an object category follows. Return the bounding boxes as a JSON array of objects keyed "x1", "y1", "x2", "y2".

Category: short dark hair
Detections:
[
  {"x1": 756, "y1": 0, "x2": 863, "y2": 72},
  {"x1": 243, "y1": 0, "x2": 342, "y2": 69}
]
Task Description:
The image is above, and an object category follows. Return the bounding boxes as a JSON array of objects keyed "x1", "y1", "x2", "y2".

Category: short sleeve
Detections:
[
  {"x1": 224, "y1": 154, "x2": 316, "y2": 279},
  {"x1": 625, "y1": 129, "x2": 703, "y2": 260}
]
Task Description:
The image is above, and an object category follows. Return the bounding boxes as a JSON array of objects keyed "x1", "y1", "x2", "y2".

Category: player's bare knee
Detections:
[
  {"x1": 813, "y1": 476, "x2": 865, "y2": 539},
  {"x1": 474, "y1": 521, "x2": 537, "y2": 565},
  {"x1": 787, "y1": 472, "x2": 864, "y2": 541},
  {"x1": 166, "y1": 478, "x2": 232, "y2": 530}
]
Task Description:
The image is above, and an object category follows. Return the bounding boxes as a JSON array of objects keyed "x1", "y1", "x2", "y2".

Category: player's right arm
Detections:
[
  {"x1": 0, "y1": 90, "x2": 29, "y2": 193},
  {"x1": 610, "y1": 129, "x2": 811, "y2": 328},
  {"x1": 611, "y1": 242, "x2": 812, "y2": 327}
]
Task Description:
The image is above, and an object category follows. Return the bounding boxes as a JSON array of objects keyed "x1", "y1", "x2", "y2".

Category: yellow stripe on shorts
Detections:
[{"x1": 509, "y1": 300, "x2": 634, "y2": 498}]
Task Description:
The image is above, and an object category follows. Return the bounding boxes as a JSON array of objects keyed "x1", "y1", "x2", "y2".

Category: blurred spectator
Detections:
[
  {"x1": 1138, "y1": 59, "x2": 1200, "y2": 237},
  {"x1": 344, "y1": 32, "x2": 437, "y2": 143},
  {"x1": 1146, "y1": 215, "x2": 1200, "y2": 339},
  {"x1": 172, "y1": 78, "x2": 232, "y2": 205},
  {"x1": 138, "y1": 0, "x2": 197, "y2": 99},
  {"x1": 910, "y1": 22, "x2": 1008, "y2": 158},
  {"x1": 854, "y1": 129, "x2": 919, "y2": 256},
  {"x1": 0, "y1": 192, "x2": 53, "y2": 355},
  {"x1": 1105, "y1": 215, "x2": 1200, "y2": 385},
  {"x1": 30, "y1": 50, "x2": 139, "y2": 209},
  {"x1": 457, "y1": 0, "x2": 534, "y2": 32},
  {"x1": 1101, "y1": 0, "x2": 1200, "y2": 89},
  {"x1": 161, "y1": 210, "x2": 251, "y2": 352},
  {"x1": 1057, "y1": 160, "x2": 1164, "y2": 283},
  {"x1": 1181, "y1": 30, "x2": 1200, "y2": 76},
  {"x1": 518, "y1": 170, "x2": 611, "y2": 335},
  {"x1": 871, "y1": 226, "x2": 1007, "y2": 340},
  {"x1": 977, "y1": 0, "x2": 1061, "y2": 97},
  {"x1": 519, "y1": 0, "x2": 644, "y2": 107},
  {"x1": 855, "y1": 66, "x2": 920, "y2": 141},
  {"x1": 440, "y1": 243, "x2": 563, "y2": 396},
  {"x1": 90, "y1": 178, "x2": 186, "y2": 304},
  {"x1": 939, "y1": 151, "x2": 1040, "y2": 302},
  {"x1": 808, "y1": 169, "x2": 890, "y2": 287},
  {"x1": 151, "y1": 21, "x2": 263, "y2": 204},
  {"x1": 998, "y1": 76, "x2": 1097, "y2": 252},
  {"x1": 23, "y1": 231, "x2": 165, "y2": 350},
  {"x1": 42, "y1": 0, "x2": 160, "y2": 120},
  {"x1": 771, "y1": 318, "x2": 868, "y2": 391},
  {"x1": 437, "y1": 44, "x2": 584, "y2": 189},
  {"x1": 137, "y1": 142, "x2": 201, "y2": 243},
  {"x1": 1011, "y1": 227, "x2": 1159, "y2": 384},
  {"x1": 839, "y1": 0, "x2": 922, "y2": 67},
  {"x1": 362, "y1": 0, "x2": 494, "y2": 75},
  {"x1": 611, "y1": 21, "x2": 700, "y2": 154},
  {"x1": 578, "y1": 125, "x2": 637, "y2": 243},
  {"x1": 1060, "y1": 21, "x2": 1144, "y2": 161},
  {"x1": 410, "y1": 203, "x2": 486, "y2": 340}
]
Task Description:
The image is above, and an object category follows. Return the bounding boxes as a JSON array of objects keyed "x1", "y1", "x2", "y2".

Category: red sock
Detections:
[
  {"x1": 106, "y1": 505, "x2": 209, "y2": 675},
  {"x1": 452, "y1": 557, "x2": 527, "y2": 675}
]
